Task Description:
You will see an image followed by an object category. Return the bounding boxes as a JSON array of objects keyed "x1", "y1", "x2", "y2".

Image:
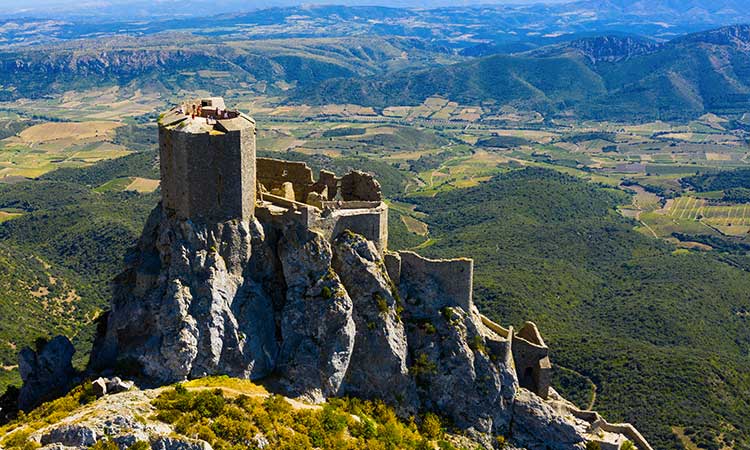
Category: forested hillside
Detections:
[
  {"x1": 405, "y1": 168, "x2": 750, "y2": 450},
  {"x1": 0, "y1": 36, "x2": 452, "y2": 100},
  {"x1": 296, "y1": 25, "x2": 750, "y2": 120},
  {"x1": 3, "y1": 153, "x2": 750, "y2": 448}
]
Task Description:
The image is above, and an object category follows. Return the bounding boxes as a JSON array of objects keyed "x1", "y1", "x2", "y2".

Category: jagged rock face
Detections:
[
  {"x1": 331, "y1": 232, "x2": 417, "y2": 411},
  {"x1": 275, "y1": 225, "x2": 355, "y2": 401},
  {"x1": 88, "y1": 203, "x2": 526, "y2": 442},
  {"x1": 91, "y1": 205, "x2": 278, "y2": 382},
  {"x1": 398, "y1": 263, "x2": 517, "y2": 440},
  {"x1": 18, "y1": 335, "x2": 78, "y2": 411},
  {"x1": 512, "y1": 389, "x2": 587, "y2": 450}
]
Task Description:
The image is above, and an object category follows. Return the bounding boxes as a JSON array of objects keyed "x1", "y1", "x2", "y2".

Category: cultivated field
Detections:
[
  {"x1": 0, "y1": 121, "x2": 130, "y2": 178},
  {"x1": 667, "y1": 197, "x2": 750, "y2": 236}
]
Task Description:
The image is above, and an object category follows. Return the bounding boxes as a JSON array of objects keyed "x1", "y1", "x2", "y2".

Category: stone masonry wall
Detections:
[
  {"x1": 256, "y1": 158, "x2": 382, "y2": 204},
  {"x1": 397, "y1": 252, "x2": 473, "y2": 312},
  {"x1": 512, "y1": 322, "x2": 551, "y2": 399},
  {"x1": 158, "y1": 113, "x2": 255, "y2": 222},
  {"x1": 257, "y1": 158, "x2": 316, "y2": 203}
]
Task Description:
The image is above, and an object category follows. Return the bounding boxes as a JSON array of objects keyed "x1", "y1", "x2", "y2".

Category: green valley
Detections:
[{"x1": 0, "y1": 4, "x2": 750, "y2": 449}]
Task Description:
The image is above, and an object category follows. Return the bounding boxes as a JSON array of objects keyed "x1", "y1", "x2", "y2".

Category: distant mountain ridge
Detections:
[
  {"x1": 296, "y1": 24, "x2": 750, "y2": 120},
  {"x1": 0, "y1": 36, "x2": 451, "y2": 100},
  {"x1": 675, "y1": 24, "x2": 750, "y2": 48},
  {"x1": 3, "y1": 0, "x2": 750, "y2": 49},
  {"x1": 527, "y1": 35, "x2": 663, "y2": 63}
]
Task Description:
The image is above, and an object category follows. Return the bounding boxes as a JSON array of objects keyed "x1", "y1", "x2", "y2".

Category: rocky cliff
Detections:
[
  {"x1": 6, "y1": 198, "x2": 651, "y2": 450},
  {"x1": 20, "y1": 201, "x2": 592, "y2": 450},
  {"x1": 85, "y1": 205, "x2": 509, "y2": 441}
]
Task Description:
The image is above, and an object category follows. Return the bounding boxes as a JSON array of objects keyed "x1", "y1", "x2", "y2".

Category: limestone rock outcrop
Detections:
[
  {"x1": 331, "y1": 232, "x2": 416, "y2": 411},
  {"x1": 90, "y1": 205, "x2": 277, "y2": 383},
  {"x1": 275, "y1": 225, "x2": 356, "y2": 401},
  {"x1": 48, "y1": 202, "x2": 625, "y2": 449},
  {"x1": 26, "y1": 388, "x2": 210, "y2": 450},
  {"x1": 18, "y1": 336, "x2": 78, "y2": 411},
  {"x1": 84, "y1": 204, "x2": 529, "y2": 442}
]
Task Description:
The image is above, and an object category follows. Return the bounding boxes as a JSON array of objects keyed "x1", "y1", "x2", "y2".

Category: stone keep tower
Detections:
[{"x1": 157, "y1": 97, "x2": 256, "y2": 222}]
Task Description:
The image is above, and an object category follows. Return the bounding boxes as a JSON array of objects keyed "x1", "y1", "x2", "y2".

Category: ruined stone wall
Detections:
[
  {"x1": 327, "y1": 205, "x2": 388, "y2": 253},
  {"x1": 257, "y1": 158, "x2": 316, "y2": 203},
  {"x1": 256, "y1": 198, "x2": 388, "y2": 253},
  {"x1": 396, "y1": 252, "x2": 473, "y2": 312},
  {"x1": 340, "y1": 171, "x2": 381, "y2": 201},
  {"x1": 512, "y1": 322, "x2": 551, "y2": 399},
  {"x1": 256, "y1": 158, "x2": 382, "y2": 204},
  {"x1": 565, "y1": 408, "x2": 654, "y2": 450}
]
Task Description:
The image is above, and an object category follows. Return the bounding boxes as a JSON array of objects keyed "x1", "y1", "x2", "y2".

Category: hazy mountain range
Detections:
[
  {"x1": 1, "y1": 0, "x2": 749, "y2": 47},
  {"x1": 297, "y1": 25, "x2": 750, "y2": 120}
]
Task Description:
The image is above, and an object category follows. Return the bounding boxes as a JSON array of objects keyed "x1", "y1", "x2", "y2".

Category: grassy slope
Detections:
[
  {"x1": 1, "y1": 376, "x2": 473, "y2": 450},
  {"x1": 0, "y1": 162, "x2": 158, "y2": 391},
  {"x1": 405, "y1": 168, "x2": 750, "y2": 450}
]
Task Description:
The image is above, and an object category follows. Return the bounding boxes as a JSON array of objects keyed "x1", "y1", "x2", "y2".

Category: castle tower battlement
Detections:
[{"x1": 158, "y1": 97, "x2": 256, "y2": 222}]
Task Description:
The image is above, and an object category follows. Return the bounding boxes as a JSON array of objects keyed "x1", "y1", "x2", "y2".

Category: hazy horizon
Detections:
[{"x1": 0, "y1": 0, "x2": 571, "y2": 18}]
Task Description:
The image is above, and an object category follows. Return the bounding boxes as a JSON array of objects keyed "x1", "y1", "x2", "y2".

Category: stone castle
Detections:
[
  {"x1": 151, "y1": 97, "x2": 652, "y2": 450},
  {"x1": 158, "y1": 97, "x2": 388, "y2": 251},
  {"x1": 15, "y1": 97, "x2": 652, "y2": 450}
]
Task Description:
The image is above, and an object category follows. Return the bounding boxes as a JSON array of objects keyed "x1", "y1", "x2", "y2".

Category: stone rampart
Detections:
[
  {"x1": 256, "y1": 157, "x2": 382, "y2": 204},
  {"x1": 256, "y1": 195, "x2": 389, "y2": 254},
  {"x1": 340, "y1": 170, "x2": 381, "y2": 201},
  {"x1": 384, "y1": 252, "x2": 402, "y2": 285},
  {"x1": 480, "y1": 314, "x2": 511, "y2": 339},
  {"x1": 257, "y1": 157, "x2": 316, "y2": 203},
  {"x1": 397, "y1": 252, "x2": 473, "y2": 312},
  {"x1": 512, "y1": 322, "x2": 551, "y2": 399},
  {"x1": 327, "y1": 205, "x2": 388, "y2": 254},
  {"x1": 566, "y1": 408, "x2": 654, "y2": 450}
]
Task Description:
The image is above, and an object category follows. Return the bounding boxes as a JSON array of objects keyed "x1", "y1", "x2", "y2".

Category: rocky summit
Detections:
[{"x1": 4, "y1": 98, "x2": 652, "y2": 450}]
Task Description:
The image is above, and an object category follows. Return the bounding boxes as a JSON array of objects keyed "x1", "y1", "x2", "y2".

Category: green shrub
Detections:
[
  {"x1": 620, "y1": 441, "x2": 635, "y2": 450},
  {"x1": 586, "y1": 442, "x2": 602, "y2": 450},
  {"x1": 1, "y1": 429, "x2": 37, "y2": 449},
  {"x1": 421, "y1": 412, "x2": 442, "y2": 439},
  {"x1": 469, "y1": 335, "x2": 487, "y2": 355},
  {"x1": 411, "y1": 353, "x2": 437, "y2": 378},
  {"x1": 421, "y1": 321, "x2": 437, "y2": 334},
  {"x1": 440, "y1": 307, "x2": 457, "y2": 323},
  {"x1": 90, "y1": 440, "x2": 119, "y2": 450},
  {"x1": 375, "y1": 293, "x2": 389, "y2": 313},
  {"x1": 438, "y1": 440, "x2": 457, "y2": 450},
  {"x1": 126, "y1": 442, "x2": 150, "y2": 450},
  {"x1": 149, "y1": 378, "x2": 476, "y2": 449},
  {"x1": 191, "y1": 390, "x2": 225, "y2": 418}
]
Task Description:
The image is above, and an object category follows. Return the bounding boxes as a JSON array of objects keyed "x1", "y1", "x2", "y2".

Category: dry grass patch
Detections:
[
  {"x1": 705, "y1": 152, "x2": 732, "y2": 161},
  {"x1": 14, "y1": 121, "x2": 121, "y2": 145},
  {"x1": 401, "y1": 215, "x2": 429, "y2": 236},
  {"x1": 0, "y1": 211, "x2": 21, "y2": 223},
  {"x1": 183, "y1": 376, "x2": 269, "y2": 397},
  {"x1": 126, "y1": 177, "x2": 160, "y2": 193}
]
